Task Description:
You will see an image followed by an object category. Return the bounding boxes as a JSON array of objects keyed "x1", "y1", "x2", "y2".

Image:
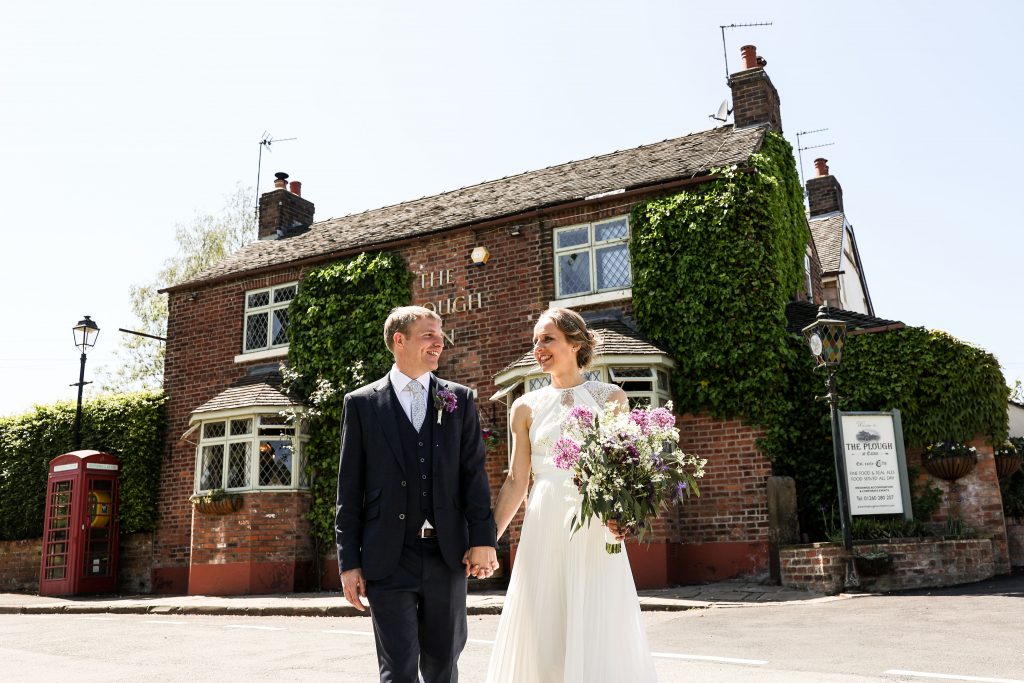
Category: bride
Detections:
[{"x1": 485, "y1": 308, "x2": 658, "y2": 683}]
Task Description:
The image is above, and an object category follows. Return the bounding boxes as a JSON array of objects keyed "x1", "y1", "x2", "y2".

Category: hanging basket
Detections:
[
  {"x1": 190, "y1": 493, "x2": 243, "y2": 515},
  {"x1": 922, "y1": 453, "x2": 977, "y2": 482},
  {"x1": 995, "y1": 452, "x2": 1023, "y2": 480}
]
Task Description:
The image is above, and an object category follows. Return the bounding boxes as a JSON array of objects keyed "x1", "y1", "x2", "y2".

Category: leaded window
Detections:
[
  {"x1": 243, "y1": 283, "x2": 297, "y2": 353},
  {"x1": 553, "y1": 217, "x2": 632, "y2": 299},
  {"x1": 195, "y1": 414, "x2": 308, "y2": 492}
]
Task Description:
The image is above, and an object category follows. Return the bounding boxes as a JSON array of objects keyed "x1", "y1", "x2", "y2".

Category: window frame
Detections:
[
  {"x1": 521, "y1": 363, "x2": 672, "y2": 408},
  {"x1": 242, "y1": 282, "x2": 298, "y2": 354},
  {"x1": 553, "y1": 216, "x2": 632, "y2": 300},
  {"x1": 194, "y1": 412, "x2": 310, "y2": 494}
]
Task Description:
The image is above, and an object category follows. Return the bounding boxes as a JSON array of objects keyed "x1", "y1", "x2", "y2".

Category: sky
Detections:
[{"x1": 1, "y1": 1, "x2": 1022, "y2": 417}]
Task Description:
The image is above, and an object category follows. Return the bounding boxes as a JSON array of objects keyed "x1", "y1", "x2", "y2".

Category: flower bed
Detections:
[{"x1": 779, "y1": 538, "x2": 995, "y2": 594}]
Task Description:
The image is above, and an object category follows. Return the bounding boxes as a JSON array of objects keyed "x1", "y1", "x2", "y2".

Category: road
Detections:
[{"x1": 3, "y1": 576, "x2": 1023, "y2": 682}]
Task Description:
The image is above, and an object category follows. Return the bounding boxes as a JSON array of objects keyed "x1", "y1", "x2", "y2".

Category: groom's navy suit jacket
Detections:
[{"x1": 335, "y1": 374, "x2": 496, "y2": 580}]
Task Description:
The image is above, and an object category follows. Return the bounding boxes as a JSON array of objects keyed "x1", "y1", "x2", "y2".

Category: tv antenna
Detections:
[
  {"x1": 254, "y1": 131, "x2": 297, "y2": 219},
  {"x1": 796, "y1": 128, "x2": 835, "y2": 189},
  {"x1": 720, "y1": 22, "x2": 773, "y2": 81}
]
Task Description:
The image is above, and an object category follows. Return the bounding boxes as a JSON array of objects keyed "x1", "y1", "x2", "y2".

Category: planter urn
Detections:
[
  {"x1": 995, "y1": 452, "x2": 1023, "y2": 480},
  {"x1": 922, "y1": 453, "x2": 977, "y2": 482},
  {"x1": 191, "y1": 494, "x2": 243, "y2": 515}
]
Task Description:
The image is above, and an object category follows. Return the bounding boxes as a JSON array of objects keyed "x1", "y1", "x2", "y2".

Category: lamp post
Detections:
[
  {"x1": 71, "y1": 316, "x2": 100, "y2": 451},
  {"x1": 801, "y1": 305, "x2": 859, "y2": 589}
]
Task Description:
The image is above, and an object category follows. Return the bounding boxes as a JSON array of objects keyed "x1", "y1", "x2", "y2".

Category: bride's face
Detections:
[{"x1": 533, "y1": 317, "x2": 580, "y2": 375}]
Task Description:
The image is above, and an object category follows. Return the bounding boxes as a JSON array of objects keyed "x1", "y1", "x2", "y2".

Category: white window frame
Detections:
[
  {"x1": 804, "y1": 252, "x2": 814, "y2": 301},
  {"x1": 242, "y1": 282, "x2": 298, "y2": 354},
  {"x1": 553, "y1": 216, "x2": 632, "y2": 300},
  {"x1": 194, "y1": 412, "x2": 310, "y2": 493},
  {"x1": 521, "y1": 363, "x2": 672, "y2": 408}
]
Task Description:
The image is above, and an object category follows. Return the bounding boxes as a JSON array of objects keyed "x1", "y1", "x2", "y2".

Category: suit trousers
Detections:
[{"x1": 365, "y1": 536, "x2": 468, "y2": 683}]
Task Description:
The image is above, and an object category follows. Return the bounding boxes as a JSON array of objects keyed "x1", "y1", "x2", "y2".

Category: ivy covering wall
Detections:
[
  {"x1": 631, "y1": 131, "x2": 808, "y2": 426},
  {"x1": 0, "y1": 391, "x2": 166, "y2": 541},
  {"x1": 286, "y1": 251, "x2": 411, "y2": 553},
  {"x1": 629, "y1": 130, "x2": 1011, "y2": 539}
]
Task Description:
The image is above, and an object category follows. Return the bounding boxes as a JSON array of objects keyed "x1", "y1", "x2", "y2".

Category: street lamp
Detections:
[
  {"x1": 72, "y1": 316, "x2": 100, "y2": 451},
  {"x1": 801, "y1": 305, "x2": 859, "y2": 589}
]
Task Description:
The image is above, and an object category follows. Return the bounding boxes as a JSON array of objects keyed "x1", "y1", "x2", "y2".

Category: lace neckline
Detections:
[{"x1": 550, "y1": 379, "x2": 589, "y2": 393}]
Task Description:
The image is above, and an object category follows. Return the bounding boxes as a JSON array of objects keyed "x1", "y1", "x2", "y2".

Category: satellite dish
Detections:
[{"x1": 709, "y1": 99, "x2": 732, "y2": 123}]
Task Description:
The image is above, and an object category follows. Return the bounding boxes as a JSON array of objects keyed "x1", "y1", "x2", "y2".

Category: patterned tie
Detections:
[{"x1": 407, "y1": 379, "x2": 426, "y2": 431}]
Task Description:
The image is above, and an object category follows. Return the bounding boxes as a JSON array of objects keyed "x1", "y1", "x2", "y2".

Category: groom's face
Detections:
[{"x1": 394, "y1": 316, "x2": 444, "y2": 377}]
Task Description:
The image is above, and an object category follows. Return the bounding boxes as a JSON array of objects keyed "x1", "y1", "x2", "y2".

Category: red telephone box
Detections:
[{"x1": 39, "y1": 450, "x2": 120, "y2": 596}]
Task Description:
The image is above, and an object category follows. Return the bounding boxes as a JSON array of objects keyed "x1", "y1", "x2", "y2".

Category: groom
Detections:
[{"x1": 336, "y1": 305, "x2": 498, "y2": 683}]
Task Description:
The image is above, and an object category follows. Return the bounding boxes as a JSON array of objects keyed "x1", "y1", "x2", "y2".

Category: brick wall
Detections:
[
  {"x1": 779, "y1": 539, "x2": 996, "y2": 595},
  {"x1": 909, "y1": 437, "x2": 1010, "y2": 574},
  {"x1": 0, "y1": 533, "x2": 156, "y2": 595},
  {"x1": 188, "y1": 491, "x2": 314, "y2": 595},
  {"x1": 158, "y1": 267, "x2": 303, "y2": 592}
]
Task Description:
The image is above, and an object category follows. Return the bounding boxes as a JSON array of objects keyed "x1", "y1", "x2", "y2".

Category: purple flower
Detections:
[
  {"x1": 566, "y1": 405, "x2": 594, "y2": 429},
  {"x1": 673, "y1": 481, "x2": 688, "y2": 500},
  {"x1": 629, "y1": 408, "x2": 652, "y2": 433},
  {"x1": 649, "y1": 407, "x2": 676, "y2": 430},
  {"x1": 433, "y1": 386, "x2": 458, "y2": 424},
  {"x1": 553, "y1": 437, "x2": 582, "y2": 470}
]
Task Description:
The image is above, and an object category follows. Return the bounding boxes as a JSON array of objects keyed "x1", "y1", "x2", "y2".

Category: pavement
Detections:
[{"x1": 0, "y1": 580, "x2": 839, "y2": 617}]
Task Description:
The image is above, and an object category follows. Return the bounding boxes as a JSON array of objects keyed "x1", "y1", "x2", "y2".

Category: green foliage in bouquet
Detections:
[{"x1": 553, "y1": 402, "x2": 706, "y2": 554}]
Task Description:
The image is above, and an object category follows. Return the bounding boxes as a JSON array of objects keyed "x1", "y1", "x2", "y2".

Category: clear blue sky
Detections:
[{"x1": 2, "y1": 1, "x2": 1021, "y2": 416}]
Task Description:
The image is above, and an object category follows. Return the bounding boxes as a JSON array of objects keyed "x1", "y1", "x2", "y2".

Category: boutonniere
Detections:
[{"x1": 434, "y1": 385, "x2": 458, "y2": 424}]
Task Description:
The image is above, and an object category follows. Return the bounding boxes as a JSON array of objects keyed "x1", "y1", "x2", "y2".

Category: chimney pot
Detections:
[
  {"x1": 814, "y1": 158, "x2": 830, "y2": 177},
  {"x1": 274, "y1": 171, "x2": 289, "y2": 189},
  {"x1": 741, "y1": 45, "x2": 759, "y2": 70},
  {"x1": 289, "y1": 180, "x2": 302, "y2": 197}
]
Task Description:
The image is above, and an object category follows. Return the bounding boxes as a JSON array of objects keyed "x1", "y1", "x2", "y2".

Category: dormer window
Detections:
[{"x1": 243, "y1": 283, "x2": 297, "y2": 353}]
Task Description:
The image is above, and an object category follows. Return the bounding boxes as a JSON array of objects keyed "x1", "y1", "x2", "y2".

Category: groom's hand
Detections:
[
  {"x1": 464, "y1": 546, "x2": 499, "y2": 579},
  {"x1": 341, "y1": 568, "x2": 367, "y2": 611}
]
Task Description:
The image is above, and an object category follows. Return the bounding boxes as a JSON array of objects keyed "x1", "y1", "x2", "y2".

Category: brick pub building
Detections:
[{"x1": 154, "y1": 46, "x2": 890, "y2": 594}]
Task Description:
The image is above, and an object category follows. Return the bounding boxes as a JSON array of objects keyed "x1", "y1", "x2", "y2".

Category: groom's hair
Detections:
[{"x1": 384, "y1": 306, "x2": 443, "y2": 352}]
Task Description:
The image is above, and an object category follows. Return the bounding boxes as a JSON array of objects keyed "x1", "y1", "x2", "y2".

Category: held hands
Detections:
[
  {"x1": 341, "y1": 568, "x2": 367, "y2": 612},
  {"x1": 462, "y1": 546, "x2": 499, "y2": 579}
]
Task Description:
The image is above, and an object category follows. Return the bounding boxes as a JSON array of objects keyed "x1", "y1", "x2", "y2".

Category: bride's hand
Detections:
[{"x1": 606, "y1": 520, "x2": 627, "y2": 542}]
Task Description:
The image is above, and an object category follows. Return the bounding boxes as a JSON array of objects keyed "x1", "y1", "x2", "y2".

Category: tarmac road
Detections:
[{"x1": 2, "y1": 572, "x2": 1022, "y2": 682}]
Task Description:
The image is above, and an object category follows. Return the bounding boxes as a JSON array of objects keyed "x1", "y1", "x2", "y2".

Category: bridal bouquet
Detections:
[{"x1": 553, "y1": 401, "x2": 706, "y2": 554}]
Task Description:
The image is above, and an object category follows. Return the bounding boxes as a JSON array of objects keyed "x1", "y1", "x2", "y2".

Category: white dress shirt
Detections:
[{"x1": 389, "y1": 365, "x2": 432, "y2": 425}]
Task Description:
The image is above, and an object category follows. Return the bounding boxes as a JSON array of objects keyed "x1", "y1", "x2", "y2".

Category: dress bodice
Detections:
[{"x1": 523, "y1": 381, "x2": 619, "y2": 477}]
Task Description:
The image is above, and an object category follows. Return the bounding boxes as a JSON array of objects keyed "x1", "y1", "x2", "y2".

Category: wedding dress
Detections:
[{"x1": 486, "y1": 381, "x2": 658, "y2": 683}]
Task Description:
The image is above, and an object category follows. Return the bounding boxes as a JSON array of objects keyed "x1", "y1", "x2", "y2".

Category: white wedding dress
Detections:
[{"x1": 486, "y1": 381, "x2": 658, "y2": 683}]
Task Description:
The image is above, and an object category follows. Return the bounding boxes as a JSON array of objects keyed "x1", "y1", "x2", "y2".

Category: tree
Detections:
[{"x1": 101, "y1": 183, "x2": 255, "y2": 391}]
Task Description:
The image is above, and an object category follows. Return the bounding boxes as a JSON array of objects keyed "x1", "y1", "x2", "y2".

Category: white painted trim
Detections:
[
  {"x1": 493, "y1": 353, "x2": 674, "y2": 387},
  {"x1": 189, "y1": 405, "x2": 305, "y2": 424},
  {"x1": 549, "y1": 288, "x2": 632, "y2": 310},
  {"x1": 234, "y1": 347, "x2": 289, "y2": 364}
]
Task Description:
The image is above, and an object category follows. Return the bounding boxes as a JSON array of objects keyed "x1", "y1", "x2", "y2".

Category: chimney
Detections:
[
  {"x1": 806, "y1": 158, "x2": 845, "y2": 217},
  {"x1": 728, "y1": 44, "x2": 783, "y2": 133},
  {"x1": 258, "y1": 172, "x2": 315, "y2": 240}
]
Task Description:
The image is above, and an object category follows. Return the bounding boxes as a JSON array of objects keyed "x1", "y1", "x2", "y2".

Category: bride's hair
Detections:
[{"x1": 539, "y1": 307, "x2": 600, "y2": 369}]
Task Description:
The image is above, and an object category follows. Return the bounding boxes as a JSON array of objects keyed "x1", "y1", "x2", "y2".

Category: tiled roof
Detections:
[
  {"x1": 808, "y1": 212, "x2": 845, "y2": 273},
  {"x1": 190, "y1": 370, "x2": 301, "y2": 416},
  {"x1": 499, "y1": 318, "x2": 671, "y2": 375},
  {"x1": 175, "y1": 125, "x2": 768, "y2": 289},
  {"x1": 784, "y1": 301, "x2": 903, "y2": 335}
]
